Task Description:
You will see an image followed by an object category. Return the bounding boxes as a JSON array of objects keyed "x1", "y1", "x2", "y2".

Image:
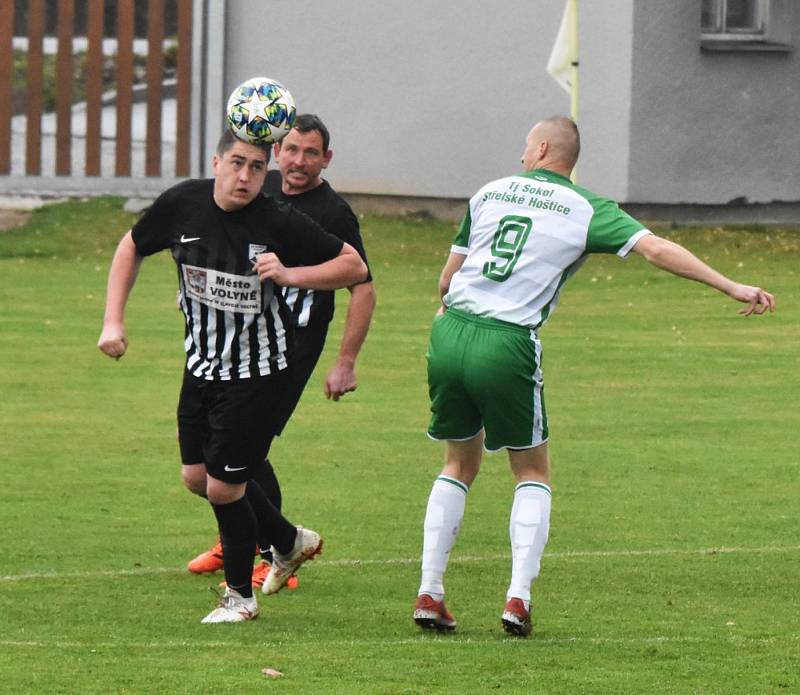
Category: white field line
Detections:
[
  {"x1": 1, "y1": 634, "x2": 798, "y2": 650},
  {"x1": 1, "y1": 544, "x2": 798, "y2": 584}
]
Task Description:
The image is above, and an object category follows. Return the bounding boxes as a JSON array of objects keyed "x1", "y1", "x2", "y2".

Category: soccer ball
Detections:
[{"x1": 226, "y1": 77, "x2": 296, "y2": 145}]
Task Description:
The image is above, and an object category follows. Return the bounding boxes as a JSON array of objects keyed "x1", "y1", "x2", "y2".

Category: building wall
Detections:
[
  {"x1": 224, "y1": 1, "x2": 797, "y2": 208},
  {"x1": 628, "y1": 1, "x2": 800, "y2": 204},
  {"x1": 224, "y1": 0, "x2": 578, "y2": 199},
  {"x1": 571, "y1": 0, "x2": 635, "y2": 201}
]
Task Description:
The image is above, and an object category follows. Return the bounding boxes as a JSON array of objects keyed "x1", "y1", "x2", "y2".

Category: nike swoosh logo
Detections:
[
  {"x1": 180, "y1": 235, "x2": 201, "y2": 243},
  {"x1": 224, "y1": 464, "x2": 248, "y2": 472}
]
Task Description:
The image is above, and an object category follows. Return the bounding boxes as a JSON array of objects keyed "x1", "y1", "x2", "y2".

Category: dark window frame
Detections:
[{"x1": 701, "y1": 0, "x2": 793, "y2": 52}]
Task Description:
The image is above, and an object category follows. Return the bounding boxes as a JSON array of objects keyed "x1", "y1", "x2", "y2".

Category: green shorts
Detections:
[{"x1": 426, "y1": 307, "x2": 548, "y2": 451}]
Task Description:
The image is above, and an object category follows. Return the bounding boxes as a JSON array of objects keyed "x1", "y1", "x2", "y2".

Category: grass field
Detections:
[{"x1": 0, "y1": 198, "x2": 798, "y2": 693}]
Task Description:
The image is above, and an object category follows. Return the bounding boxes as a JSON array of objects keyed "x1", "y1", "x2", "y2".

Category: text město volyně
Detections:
[
  {"x1": 211, "y1": 275, "x2": 258, "y2": 299},
  {"x1": 210, "y1": 273, "x2": 259, "y2": 301}
]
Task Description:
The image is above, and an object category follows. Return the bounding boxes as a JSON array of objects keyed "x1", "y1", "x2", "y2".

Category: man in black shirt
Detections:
[
  {"x1": 267, "y1": 113, "x2": 375, "y2": 403},
  {"x1": 98, "y1": 130, "x2": 367, "y2": 623},
  {"x1": 187, "y1": 115, "x2": 376, "y2": 588}
]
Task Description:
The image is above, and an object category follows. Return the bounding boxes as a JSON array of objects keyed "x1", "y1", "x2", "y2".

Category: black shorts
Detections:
[
  {"x1": 273, "y1": 326, "x2": 328, "y2": 435},
  {"x1": 177, "y1": 369, "x2": 291, "y2": 483}
]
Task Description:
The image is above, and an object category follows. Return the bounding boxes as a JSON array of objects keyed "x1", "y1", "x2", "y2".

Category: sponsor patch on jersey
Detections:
[
  {"x1": 182, "y1": 264, "x2": 262, "y2": 314},
  {"x1": 248, "y1": 243, "x2": 268, "y2": 265},
  {"x1": 185, "y1": 266, "x2": 207, "y2": 294}
]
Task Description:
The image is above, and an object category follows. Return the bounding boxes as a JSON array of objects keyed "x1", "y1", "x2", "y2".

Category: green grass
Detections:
[{"x1": 0, "y1": 200, "x2": 797, "y2": 693}]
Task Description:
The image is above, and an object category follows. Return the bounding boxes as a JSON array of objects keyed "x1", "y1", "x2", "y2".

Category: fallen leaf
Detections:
[{"x1": 261, "y1": 668, "x2": 284, "y2": 678}]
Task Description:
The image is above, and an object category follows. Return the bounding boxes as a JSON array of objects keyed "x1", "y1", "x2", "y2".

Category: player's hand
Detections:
[
  {"x1": 98, "y1": 322, "x2": 128, "y2": 359},
  {"x1": 253, "y1": 252, "x2": 290, "y2": 285},
  {"x1": 728, "y1": 283, "x2": 776, "y2": 316},
  {"x1": 324, "y1": 361, "x2": 357, "y2": 401}
]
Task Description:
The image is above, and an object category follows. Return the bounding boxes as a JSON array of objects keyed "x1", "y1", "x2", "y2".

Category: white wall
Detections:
[
  {"x1": 226, "y1": 1, "x2": 799, "y2": 208},
  {"x1": 574, "y1": 0, "x2": 635, "y2": 201},
  {"x1": 225, "y1": 0, "x2": 579, "y2": 199}
]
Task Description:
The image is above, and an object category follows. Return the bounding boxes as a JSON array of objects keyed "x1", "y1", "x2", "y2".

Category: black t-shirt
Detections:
[
  {"x1": 132, "y1": 178, "x2": 344, "y2": 380},
  {"x1": 263, "y1": 170, "x2": 371, "y2": 329}
]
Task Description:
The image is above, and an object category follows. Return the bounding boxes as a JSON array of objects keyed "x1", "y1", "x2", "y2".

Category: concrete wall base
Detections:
[
  {"x1": 342, "y1": 193, "x2": 800, "y2": 227},
  {"x1": 2, "y1": 192, "x2": 798, "y2": 228},
  {"x1": 621, "y1": 202, "x2": 800, "y2": 227}
]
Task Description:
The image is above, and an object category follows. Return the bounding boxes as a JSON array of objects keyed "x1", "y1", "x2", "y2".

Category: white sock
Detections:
[
  {"x1": 418, "y1": 475, "x2": 469, "y2": 599},
  {"x1": 507, "y1": 481, "x2": 552, "y2": 606}
]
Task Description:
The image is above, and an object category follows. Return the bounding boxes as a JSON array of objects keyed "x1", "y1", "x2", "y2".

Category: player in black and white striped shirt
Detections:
[
  {"x1": 186, "y1": 115, "x2": 376, "y2": 585},
  {"x1": 98, "y1": 130, "x2": 367, "y2": 623}
]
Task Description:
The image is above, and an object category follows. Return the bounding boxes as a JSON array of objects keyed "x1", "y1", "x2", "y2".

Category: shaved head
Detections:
[
  {"x1": 521, "y1": 116, "x2": 580, "y2": 176},
  {"x1": 534, "y1": 116, "x2": 580, "y2": 170}
]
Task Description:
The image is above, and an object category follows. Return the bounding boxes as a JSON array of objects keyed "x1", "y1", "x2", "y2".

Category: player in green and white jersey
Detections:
[{"x1": 413, "y1": 116, "x2": 775, "y2": 637}]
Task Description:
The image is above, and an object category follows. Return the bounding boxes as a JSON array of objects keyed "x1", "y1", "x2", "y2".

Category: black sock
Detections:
[
  {"x1": 251, "y1": 457, "x2": 282, "y2": 511},
  {"x1": 245, "y1": 479, "x2": 298, "y2": 557},
  {"x1": 251, "y1": 458, "x2": 282, "y2": 562},
  {"x1": 211, "y1": 497, "x2": 257, "y2": 598}
]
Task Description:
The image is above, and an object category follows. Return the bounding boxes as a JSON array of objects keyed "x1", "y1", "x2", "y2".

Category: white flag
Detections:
[{"x1": 547, "y1": 0, "x2": 576, "y2": 94}]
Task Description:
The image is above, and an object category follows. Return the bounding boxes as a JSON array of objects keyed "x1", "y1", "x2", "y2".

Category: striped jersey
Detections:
[
  {"x1": 263, "y1": 171, "x2": 372, "y2": 331},
  {"x1": 445, "y1": 168, "x2": 652, "y2": 330},
  {"x1": 131, "y1": 179, "x2": 343, "y2": 380}
]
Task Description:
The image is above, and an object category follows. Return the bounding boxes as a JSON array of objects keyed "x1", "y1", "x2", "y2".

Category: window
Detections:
[
  {"x1": 701, "y1": 0, "x2": 793, "y2": 51},
  {"x1": 702, "y1": 0, "x2": 766, "y2": 37}
]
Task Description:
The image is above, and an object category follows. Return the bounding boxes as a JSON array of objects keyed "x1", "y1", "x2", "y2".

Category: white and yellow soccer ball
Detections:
[{"x1": 226, "y1": 76, "x2": 296, "y2": 145}]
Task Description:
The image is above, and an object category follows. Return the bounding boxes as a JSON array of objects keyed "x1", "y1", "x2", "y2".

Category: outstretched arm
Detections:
[
  {"x1": 324, "y1": 281, "x2": 376, "y2": 401},
  {"x1": 633, "y1": 234, "x2": 775, "y2": 316},
  {"x1": 98, "y1": 231, "x2": 143, "y2": 359}
]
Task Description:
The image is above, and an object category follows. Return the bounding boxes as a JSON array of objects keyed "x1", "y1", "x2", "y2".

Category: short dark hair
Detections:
[
  {"x1": 290, "y1": 113, "x2": 331, "y2": 151},
  {"x1": 216, "y1": 129, "x2": 271, "y2": 162}
]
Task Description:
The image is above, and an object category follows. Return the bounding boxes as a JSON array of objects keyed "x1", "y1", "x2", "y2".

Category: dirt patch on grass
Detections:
[{"x1": 0, "y1": 209, "x2": 31, "y2": 232}]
